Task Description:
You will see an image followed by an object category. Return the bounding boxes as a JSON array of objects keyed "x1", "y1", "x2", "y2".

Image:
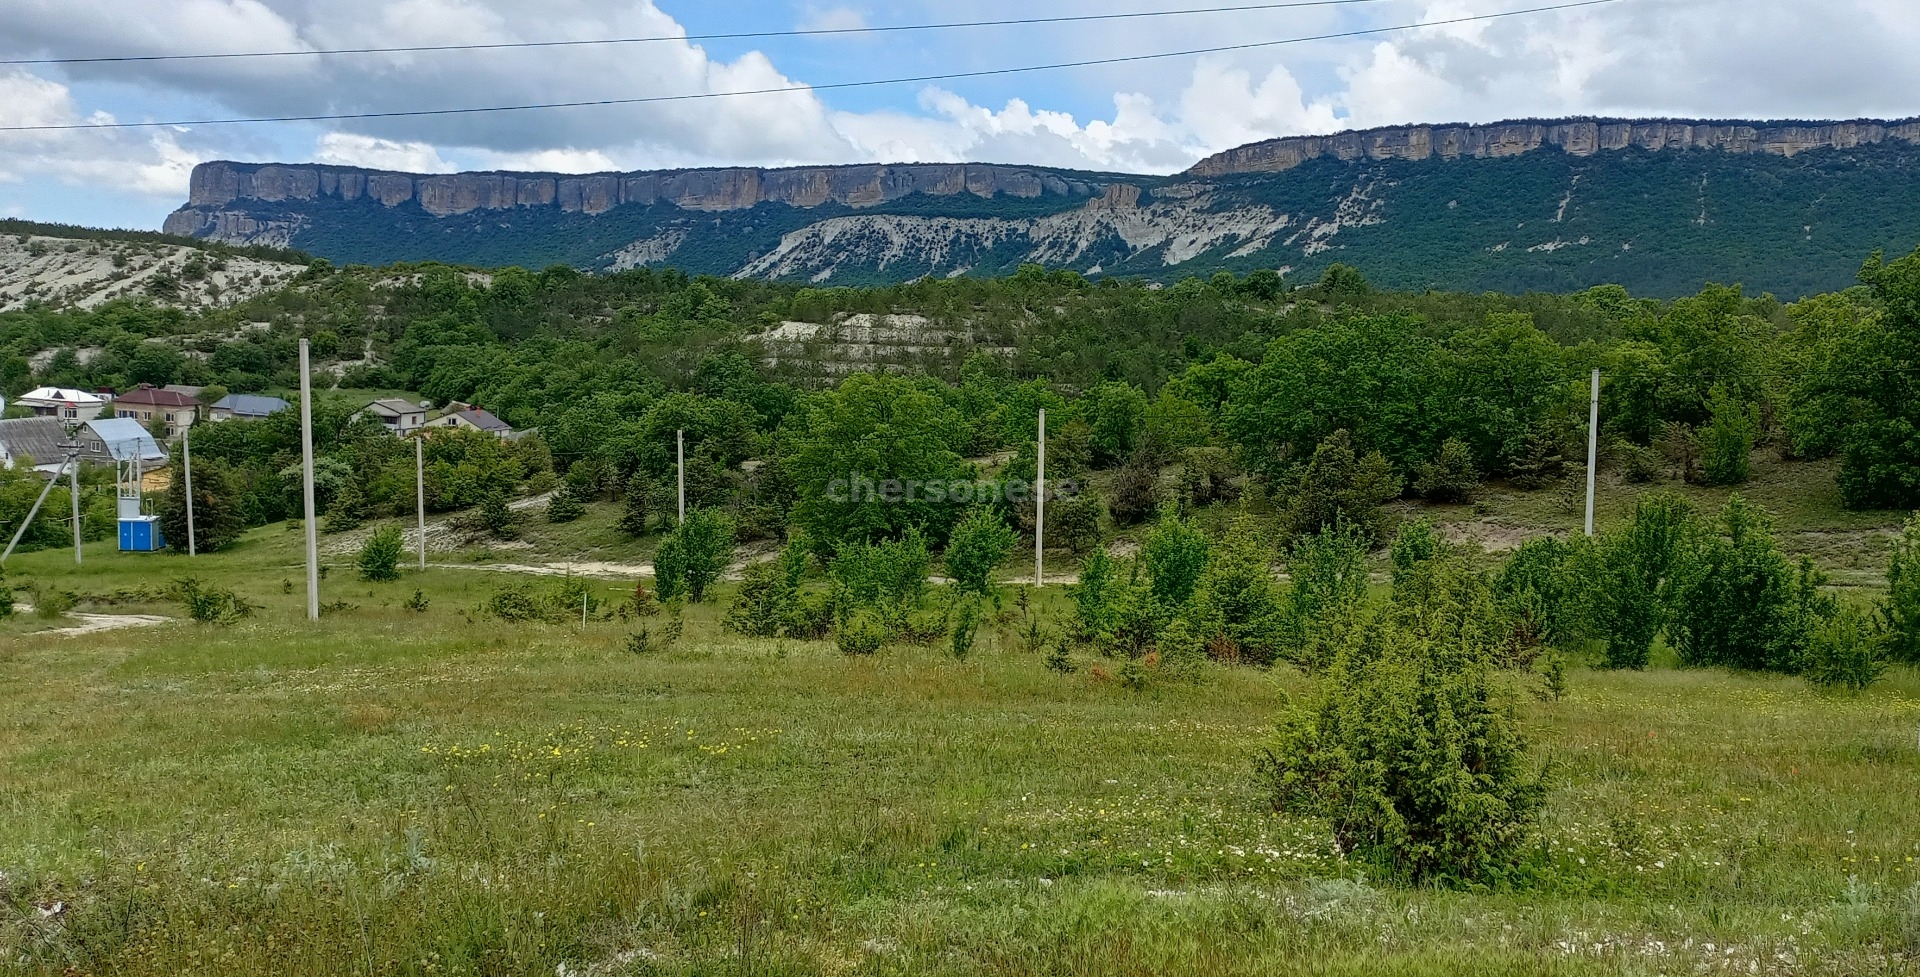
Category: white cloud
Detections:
[
  {"x1": 6, "y1": 0, "x2": 1920, "y2": 224},
  {"x1": 797, "y1": 6, "x2": 867, "y2": 32},
  {"x1": 0, "y1": 70, "x2": 202, "y2": 196},
  {"x1": 315, "y1": 132, "x2": 454, "y2": 172}
]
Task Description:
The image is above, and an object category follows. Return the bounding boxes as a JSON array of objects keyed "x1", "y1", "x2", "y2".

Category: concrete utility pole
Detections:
[
  {"x1": 676, "y1": 428, "x2": 686, "y2": 525},
  {"x1": 2, "y1": 453, "x2": 74, "y2": 563},
  {"x1": 299, "y1": 339, "x2": 319, "y2": 621},
  {"x1": 70, "y1": 442, "x2": 81, "y2": 565},
  {"x1": 1034, "y1": 408, "x2": 1046, "y2": 588},
  {"x1": 1585, "y1": 368, "x2": 1601, "y2": 537},
  {"x1": 183, "y1": 427, "x2": 196, "y2": 557},
  {"x1": 415, "y1": 435, "x2": 427, "y2": 571}
]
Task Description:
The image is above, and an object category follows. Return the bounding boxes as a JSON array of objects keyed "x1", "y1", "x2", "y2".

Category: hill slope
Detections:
[{"x1": 162, "y1": 117, "x2": 1920, "y2": 297}]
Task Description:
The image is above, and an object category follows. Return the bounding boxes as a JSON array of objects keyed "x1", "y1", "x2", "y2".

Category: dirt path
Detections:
[
  {"x1": 13, "y1": 604, "x2": 173, "y2": 637},
  {"x1": 439, "y1": 561, "x2": 653, "y2": 580}
]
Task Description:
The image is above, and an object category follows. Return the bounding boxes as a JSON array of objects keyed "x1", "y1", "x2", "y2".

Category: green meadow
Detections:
[{"x1": 2, "y1": 515, "x2": 1917, "y2": 977}]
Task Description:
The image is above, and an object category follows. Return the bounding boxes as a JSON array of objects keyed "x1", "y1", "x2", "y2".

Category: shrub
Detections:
[
  {"x1": 949, "y1": 594, "x2": 982, "y2": 659},
  {"x1": 724, "y1": 542, "x2": 809, "y2": 637},
  {"x1": 1051, "y1": 490, "x2": 1105, "y2": 555},
  {"x1": 546, "y1": 488, "x2": 586, "y2": 524},
  {"x1": 483, "y1": 583, "x2": 554, "y2": 622},
  {"x1": 945, "y1": 507, "x2": 1017, "y2": 599},
  {"x1": 836, "y1": 609, "x2": 888, "y2": 655},
  {"x1": 1592, "y1": 493, "x2": 1697, "y2": 670},
  {"x1": 1069, "y1": 547, "x2": 1121, "y2": 644},
  {"x1": 1610, "y1": 438, "x2": 1662, "y2": 484},
  {"x1": 0, "y1": 568, "x2": 12, "y2": 619},
  {"x1": 480, "y1": 493, "x2": 517, "y2": 539},
  {"x1": 405, "y1": 589, "x2": 430, "y2": 612},
  {"x1": 654, "y1": 508, "x2": 734, "y2": 603},
  {"x1": 357, "y1": 524, "x2": 404, "y2": 582},
  {"x1": 619, "y1": 474, "x2": 655, "y2": 537},
  {"x1": 1278, "y1": 430, "x2": 1402, "y2": 545},
  {"x1": 1388, "y1": 518, "x2": 1442, "y2": 600},
  {"x1": 1672, "y1": 496, "x2": 1835, "y2": 674},
  {"x1": 1413, "y1": 438, "x2": 1480, "y2": 503},
  {"x1": 1803, "y1": 606, "x2": 1888, "y2": 691},
  {"x1": 830, "y1": 530, "x2": 931, "y2": 625},
  {"x1": 1140, "y1": 505, "x2": 1210, "y2": 607},
  {"x1": 170, "y1": 578, "x2": 254, "y2": 624},
  {"x1": 1494, "y1": 536, "x2": 1591, "y2": 650},
  {"x1": 1700, "y1": 387, "x2": 1759, "y2": 486},
  {"x1": 1107, "y1": 461, "x2": 1162, "y2": 526},
  {"x1": 1885, "y1": 515, "x2": 1920, "y2": 664},
  {"x1": 1189, "y1": 516, "x2": 1282, "y2": 664},
  {"x1": 32, "y1": 587, "x2": 75, "y2": 620},
  {"x1": 1279, "y1": 522, "x2": 1371, "y2": 669},
  {"x1": 1258, "y1": 619, "x2": 1546, "y2": 885}
]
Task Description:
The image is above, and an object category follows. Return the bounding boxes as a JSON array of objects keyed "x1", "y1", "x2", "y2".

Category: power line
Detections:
[
  {"x1": 4, "y1": 0, "x2": 1403, "y2": 67},
  {"x1": 0, "y1": 0, "x2": 1628, "y2": 133}
]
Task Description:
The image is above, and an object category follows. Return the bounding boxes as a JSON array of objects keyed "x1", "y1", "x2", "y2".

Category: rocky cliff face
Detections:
[
  {"x1": 1185, "y1": 117, "x2": 1920, "y2": 176},
  {"x1": 164, "y1": 159, "x2": 1105, "y2": 238}
]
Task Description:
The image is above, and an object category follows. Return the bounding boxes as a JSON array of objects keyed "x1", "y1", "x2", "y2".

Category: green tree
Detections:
[
  {"x1": 1671, "y1": 496, "x2": 1835, "y2": 674},
  {"x1": 1591, "y1": 493, "x2": 1697, "y2": 670},
  {"x1": 1412, "y1": 438, "x2": 1480, "y2": 503},
  {"x1": 358, "y1": 524, "x2": 404, "y2": 582},
  {"x1": 546, "y1": 486, "x2": 586, "y2": 523},
  {"x1": 619, "y1": 473, "x2": 655, "y2": 537},
  {"x1": 1051, "y1": 489, "x2": 1104, "y2": 555},
  {"x1": 1190, "y1": 516, "x2": 1282, "y2": 664},
  {"x1": 654, "y1": 508, "x2": 734, "y2": 603},
  {"x1": 1699, "y1": 386, "x2": 1758, "y2": 486},
  {"x1": 944, "y1": 507, "x2": 1017, "y2": 599},
  {"x1": 1277, "y1": 430, "x2": 1403, "y2": 544},
  {"x1": 158, "y1": 456, "x2": 246, "y2": 553},
  {"x1": 1140, "y1": 506, "x2": 1210, "y2": 607},
  {"x1": 787, "y1": 374, "x2": 969, "y2": 552}
]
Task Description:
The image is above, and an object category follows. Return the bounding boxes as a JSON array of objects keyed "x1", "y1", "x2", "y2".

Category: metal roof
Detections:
[
  {"x1": 81, "y1": 418, "x2": 167, "y2": 463},
  {"x1": 0, "y1": 416, "x2": 75, "y2": 468},
  {"x1": 212, "y1": 393, "x2": 290, "y2": 417}
]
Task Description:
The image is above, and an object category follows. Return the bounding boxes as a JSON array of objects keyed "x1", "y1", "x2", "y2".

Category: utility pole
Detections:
[
  {"x1": 2, "y1": 452, "x2": 74, "y2": 563},
  {"x1": 1585, "y1": 368, "x2": 1600, "y2": 537},
  {"x1": 415, "y1": 435, "x2": 427, "y2": 571},
  {"x1": 1034, "y1": 408, "x2": 1046, "y2": 588},
  {"x1": 183, "y1": 426, "x2": 196, "y2": 557},
  {"x1": 299, "y1": 339, "x2": 319, "y2": 621},
  {"x1": 70, "y1": 440, "x2": 81, "y2": 565},
  {"x1": 676, "y1": 428, "x2": 685, "y2": 525}
]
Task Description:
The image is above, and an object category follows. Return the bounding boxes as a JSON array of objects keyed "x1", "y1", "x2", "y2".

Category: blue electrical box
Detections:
[{"x1": 118, "y1": 516, "x2": 165, "y2": 552}]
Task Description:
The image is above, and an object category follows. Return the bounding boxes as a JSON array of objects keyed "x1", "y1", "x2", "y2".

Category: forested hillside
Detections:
[{"x1": 8, "y1": 241, "x2": 1920, "y2": 557}]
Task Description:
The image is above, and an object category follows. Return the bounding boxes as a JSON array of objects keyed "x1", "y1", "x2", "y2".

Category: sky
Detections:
[{"x1": 2, "y1": 0, "x2": 1919, "y2": 230}]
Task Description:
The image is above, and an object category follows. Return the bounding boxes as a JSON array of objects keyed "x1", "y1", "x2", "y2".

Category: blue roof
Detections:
[
  {"x1": 212, "y1": 393, "x2": 290, "y2": 416},
  {"x1": 83, "y1": 418, "x2": 166, "y2": 462}
]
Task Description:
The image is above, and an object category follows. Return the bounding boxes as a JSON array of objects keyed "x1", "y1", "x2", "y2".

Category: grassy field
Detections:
[{"x1": 2, "y1": 506, "x2": 1919, "y2": 976}]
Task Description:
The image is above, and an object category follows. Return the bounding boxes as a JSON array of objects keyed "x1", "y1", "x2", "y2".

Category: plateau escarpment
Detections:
[
  {"x1": 1186, "y1": 117, "x2": 1920, "y2": 175},
  {"x1": 163, "y1": 117, "x2": 1920, "y2": 297}
]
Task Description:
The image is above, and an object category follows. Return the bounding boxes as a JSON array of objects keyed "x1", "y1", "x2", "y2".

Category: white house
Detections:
[
  {"x1": 16, "y1": 386, "x2": 107, "y2": 423},
  {"x1": 359, "y1": 398, "x2": 428, "y2": 434}
]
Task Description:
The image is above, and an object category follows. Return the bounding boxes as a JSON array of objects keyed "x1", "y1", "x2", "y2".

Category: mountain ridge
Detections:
[{"x1": 159, "y1": 116, "x2": 1920, "y2": 297}]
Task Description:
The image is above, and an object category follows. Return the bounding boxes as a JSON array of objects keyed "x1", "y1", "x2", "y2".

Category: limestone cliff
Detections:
[
  {"x1": 164, "y1": 159, "x2": 1105, "y2": 238},
  {"x1": 1185, "y1": 117, "x2": 1920, "y2": 176}
]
